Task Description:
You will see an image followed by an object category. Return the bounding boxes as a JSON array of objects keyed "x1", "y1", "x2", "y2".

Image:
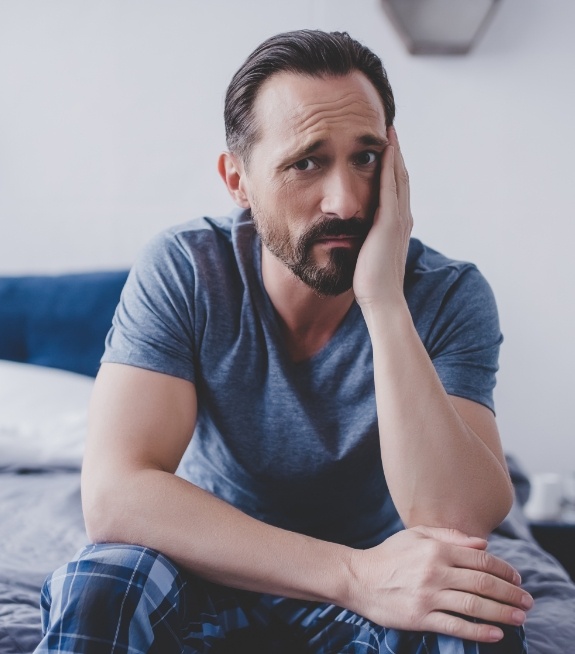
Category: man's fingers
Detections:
[
  {"x1": 452, "y1": 544, "x2": 523, "y2": 587},
  {"x1": 357, "y1": 528, "x2": 530, "y2": 643},
  {"x1": 379, "y1": 142, "x2": 397, "y2": 204},
  {"x1": 374, "y1": 143, "x2": 400, "y2": 236},
  {"x1": 437, "y1": 589, "x2": 527, "y2": 627},
  {"x1": 387, "y1": 126, "x2": 412, "y2": 229},
  {"x1": 411, "y1": 526, "x2": 523, "y2": 588},
  {"x1": 410, "y1": 525, "x2": 532, "y2": 608},
  {"x1": 446, "y1": 567, "x2": 533, "y2": 612},
  {"x1": 423, "y1": 612, "x2": 508, "y2": 644},
  {"x1": 412, "y1": 524, "x2": 488, "y2": 550}
]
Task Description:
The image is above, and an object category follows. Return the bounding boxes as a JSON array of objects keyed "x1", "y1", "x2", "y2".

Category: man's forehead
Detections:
[{"x1": 252, "y1": 71, "x2": 387, "y2": 144}]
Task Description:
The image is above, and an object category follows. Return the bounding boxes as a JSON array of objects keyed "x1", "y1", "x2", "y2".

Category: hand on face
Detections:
[
  {"x1": 353, "y1": 126, "x2": 413, "y2": 309},
  {"x1": 348, "y1": 525, "x2": 533, "y2": 643}
]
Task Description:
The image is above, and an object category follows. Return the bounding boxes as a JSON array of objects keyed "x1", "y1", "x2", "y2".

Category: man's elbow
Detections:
[
  {"x1": 469, "y1": 485, "x2": 516, "y2": 538},
  {"x1": 402, "y1": 484, "x2": 515, "y2": 540},
  {"x1": 82, "y1": 476, "x2": 135, "y2": 544},
  {"x1": 484, "y1": 478, "x2": 516, "y2": 535}
]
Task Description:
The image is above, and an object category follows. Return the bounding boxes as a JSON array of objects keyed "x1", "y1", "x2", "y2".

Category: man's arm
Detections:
[
  {"x1": 82, "y1": 362, "x2": 349, "y2": 601},
  {"x1": 83, "y1": 361, "x2": 531, "y2": 643},
  {"x1": 353, "y1": 127, "x2": 514, "y2": 538}
]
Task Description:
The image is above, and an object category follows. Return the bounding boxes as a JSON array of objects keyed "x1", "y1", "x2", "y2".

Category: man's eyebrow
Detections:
[{"x1": 357, "y1": 134, "x2": 388, "y2": 148}]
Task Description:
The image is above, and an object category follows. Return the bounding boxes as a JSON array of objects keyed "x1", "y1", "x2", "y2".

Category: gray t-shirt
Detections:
[{"x1": 103, "y1": 208, "x2": 502, "y2": 549}]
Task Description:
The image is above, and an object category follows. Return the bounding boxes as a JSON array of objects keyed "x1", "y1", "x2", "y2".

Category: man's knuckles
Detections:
[
  {"x1": 469, "y1": 547, "x2": 493, "y2": 571},
  {"x1": 460, "y1": 591, "x2": 483, "y2": 618},
  {"x1": 473, "y1": 570, "x2": 498, "y2": 597},
  {"x1": 431, "y1": 613, "x2": 503, "y2": 644},
  {"x1": 437, "y1": 613, "x2": 470, "y2": 639}
]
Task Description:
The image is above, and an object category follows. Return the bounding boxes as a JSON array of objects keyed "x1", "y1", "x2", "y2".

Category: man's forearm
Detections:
[
  {"x1": 83, "y1": 465, "x2": 530, "y2": 643},
  {"x1": 362, "y1": 299, "x2": 513, "y2": 538},
  {"x1": 83, "y1": 467, "x2": 354, "y2": 604}
]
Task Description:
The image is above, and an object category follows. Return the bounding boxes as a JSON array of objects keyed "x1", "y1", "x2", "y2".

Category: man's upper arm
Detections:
[{"x1": 83, "y1": 362, "x2": 197, "y2": 493}]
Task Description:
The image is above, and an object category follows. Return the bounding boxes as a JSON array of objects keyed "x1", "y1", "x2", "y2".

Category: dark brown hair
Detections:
[{"x1": 224, "y1": 29, "x2": 395, "y2": 163}]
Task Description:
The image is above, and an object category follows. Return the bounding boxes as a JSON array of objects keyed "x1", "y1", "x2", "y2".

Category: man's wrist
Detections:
[
  {"x1": 311, "y1": 541, "x2": 360, "y2": 610},
  {"x1": 358, "y1": 293, "x2": 412, "y2": 336},
  {"x1": 342, "y1": 546, "x2": 369, "y2": 616}
]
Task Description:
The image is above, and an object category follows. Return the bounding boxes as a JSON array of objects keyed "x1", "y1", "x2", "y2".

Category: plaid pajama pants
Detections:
[{"x1": 35, "y1": 544, "x2": 527, "y2": 653}]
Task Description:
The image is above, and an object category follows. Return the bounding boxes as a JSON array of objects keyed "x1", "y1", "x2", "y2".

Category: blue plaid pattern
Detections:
[{"x1": 35, "y1": 544, "x2": 527, "y2": 653}]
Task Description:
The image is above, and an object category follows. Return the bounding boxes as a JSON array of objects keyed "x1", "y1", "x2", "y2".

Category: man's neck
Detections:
[{"x1": 261, "y1": 246, "x2": 356, "y2": 362}]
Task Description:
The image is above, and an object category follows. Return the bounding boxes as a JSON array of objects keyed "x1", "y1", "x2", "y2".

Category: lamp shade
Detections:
[{"x1": 381, "y1": 0, "x2": 503, "y2": 55}]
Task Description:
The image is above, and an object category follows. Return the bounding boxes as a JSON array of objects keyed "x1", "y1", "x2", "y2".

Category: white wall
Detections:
[{"x1": 1, "y1": 0, "x2": 574, "y2": 477}]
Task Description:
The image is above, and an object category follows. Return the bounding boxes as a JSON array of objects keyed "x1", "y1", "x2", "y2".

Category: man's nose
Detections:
[{"x1": 319, "y1": 168, "x2": 362, "y2": 219}]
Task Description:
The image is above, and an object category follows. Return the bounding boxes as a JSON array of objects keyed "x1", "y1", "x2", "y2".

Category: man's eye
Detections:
[
  {"x1": 293, "y1": 158, "x2": 318, "y2": 171},
  {"x1": 356, "y1": 151, "x2": 378, "y2": 166}
]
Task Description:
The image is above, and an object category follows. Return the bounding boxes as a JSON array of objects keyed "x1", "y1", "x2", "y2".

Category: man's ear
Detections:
[{"x1": 218, "y1": 152, "x2": 250, "y2": 208}]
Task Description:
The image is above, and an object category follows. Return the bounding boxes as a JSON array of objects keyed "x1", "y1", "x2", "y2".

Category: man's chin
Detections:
[
  {"x1": 311, "y1": 283, "x2": 353, "y2": 298},
  {"x1": 293, "y1": 264, "x2": 356, "y2": 297}
]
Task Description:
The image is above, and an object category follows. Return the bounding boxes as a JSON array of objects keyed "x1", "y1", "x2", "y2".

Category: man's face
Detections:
[{"x1": 239, "y1": 71, "x2": 388, "y2": 296}]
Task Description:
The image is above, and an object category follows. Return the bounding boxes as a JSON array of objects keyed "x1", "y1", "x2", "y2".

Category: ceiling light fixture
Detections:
[{"x1": 380, "y1": 0, "x2": 504, "y2": 55}]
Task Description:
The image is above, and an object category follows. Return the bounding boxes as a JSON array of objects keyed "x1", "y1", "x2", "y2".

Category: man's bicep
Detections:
[{"x1": 85, "y1": 362, "x2": 197, "y2": 476}]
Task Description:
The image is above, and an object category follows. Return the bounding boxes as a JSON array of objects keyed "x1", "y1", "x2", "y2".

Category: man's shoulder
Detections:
[
  {"x1": 139, "y1": 208, "x2": 252, "y2": 267},
  {"x1": 161, "y1": 207, "x2": 249, "y2": 245},
  {"x1": 406, "y1": 237, "x2": 477, "y2": 278},
  {"x1": 405, "y1": 237, "x2": 497, "y2": 322}
]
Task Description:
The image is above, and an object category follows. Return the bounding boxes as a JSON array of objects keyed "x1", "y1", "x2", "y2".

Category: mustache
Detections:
[{"x1": 301, "y1": 216, "x2": 371, "y2": 243}]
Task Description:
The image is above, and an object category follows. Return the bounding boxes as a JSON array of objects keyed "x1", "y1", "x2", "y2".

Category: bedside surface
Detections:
[{"x1": 530, "y1": 521, "x2": 575, "y2": 581}]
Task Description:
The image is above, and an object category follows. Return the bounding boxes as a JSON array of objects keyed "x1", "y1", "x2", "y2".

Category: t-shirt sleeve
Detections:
[
  {"x1": 101, "y1": 230, "x2": 197, "y2": 384},
  {"x1": 424, "y1": 266, "x2": 503, "y2": 414}
]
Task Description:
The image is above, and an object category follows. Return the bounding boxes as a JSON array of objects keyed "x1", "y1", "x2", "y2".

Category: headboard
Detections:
[{"x1": 0, "y1": 270, "x2": 128, "y2": 377}]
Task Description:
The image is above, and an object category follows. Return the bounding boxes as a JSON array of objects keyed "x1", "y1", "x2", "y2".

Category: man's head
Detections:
[{"x1": 219, "y1": 30, "x2": 395, "y2": 297}]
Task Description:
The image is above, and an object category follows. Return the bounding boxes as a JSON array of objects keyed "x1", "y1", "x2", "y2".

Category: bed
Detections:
[{"x1": 1, "y1": 271, "x2": 574, "y2": 653}]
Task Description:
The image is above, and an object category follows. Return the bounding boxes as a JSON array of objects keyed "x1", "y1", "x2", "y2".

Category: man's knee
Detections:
[{"x1": 42, "y1": 543, "x2": 184, "y2": 628}]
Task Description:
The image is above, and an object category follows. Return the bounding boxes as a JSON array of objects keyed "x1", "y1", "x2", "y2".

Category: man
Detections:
[{"x1": 36, "y1": 30, "x2": 532, "y2": 653}]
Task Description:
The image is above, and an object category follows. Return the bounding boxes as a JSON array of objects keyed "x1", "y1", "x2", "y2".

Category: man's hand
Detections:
[
  {"x1": 347, "y1": 526, "x2": 533, "y2": 643},
  {"x1": 353, "y1": 125, "x2": 412, "y2": 309}
]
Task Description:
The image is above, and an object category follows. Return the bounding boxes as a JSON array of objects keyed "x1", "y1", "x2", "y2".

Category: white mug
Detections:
[{"x1": 524, "y1": 472, "x2": 564, "y2": 522}]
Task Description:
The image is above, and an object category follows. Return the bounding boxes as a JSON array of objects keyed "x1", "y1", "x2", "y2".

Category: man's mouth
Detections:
[
  {"x1": 314, "y1": 234, "x2": 362, "y2": 246},
  {"x1": 297, "y1": 216, "x2": 370, "y2": 256},
  {"x1": 310, "y1": 218, "x2": 368, "y2": 238}
]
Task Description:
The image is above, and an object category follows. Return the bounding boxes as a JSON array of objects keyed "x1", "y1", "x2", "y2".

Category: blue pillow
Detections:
[{"x1": 0, "y1": 271, "x2": 128, "y2": 377}]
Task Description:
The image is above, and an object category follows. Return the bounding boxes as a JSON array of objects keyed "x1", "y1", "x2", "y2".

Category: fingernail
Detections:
[
  {"x1": 489, "y1": 628, "x2": 503, "y2": 641},
  {"x1": 521, "y1": 594, "x2": 534, "y2": 609},
  {"x1": 512, "y1": 610, "x2": 526, "y2": 625},
  {"x1": 514, "y1": 572, "x2": 522, "y2": 585}
]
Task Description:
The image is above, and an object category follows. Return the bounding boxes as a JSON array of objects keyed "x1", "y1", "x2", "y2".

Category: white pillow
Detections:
[{"x1": 0, "y1": 360, "x2": 94, "y2": 470}]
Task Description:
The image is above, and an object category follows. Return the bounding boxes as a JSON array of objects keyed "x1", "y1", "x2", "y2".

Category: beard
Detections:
[{"x1": 252, "y1": 206, "x2": 371, "y2": 297}]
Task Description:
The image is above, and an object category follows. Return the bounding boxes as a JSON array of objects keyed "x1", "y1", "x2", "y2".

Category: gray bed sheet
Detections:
[
  {"x1": 0, "y1": 472, "x2": 87, "y2": 653},
  {"x1": 1, "y1": 469, "x2": 574, "y2": 654}
]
